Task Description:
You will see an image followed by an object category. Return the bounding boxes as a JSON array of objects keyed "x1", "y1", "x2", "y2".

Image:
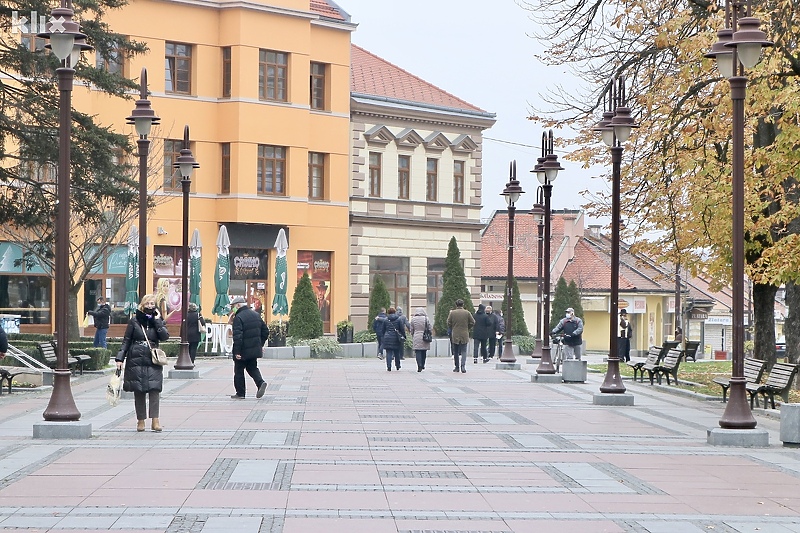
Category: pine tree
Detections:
[
  {"x1": 288, "y1": 273, "x2": 323, "y2": 339},
  {"x1": 550, "y1": 277, "x2": 571, "y2": 331},
  {"x1": 368, "y1": 274, "x2": 391, "y2": 326},
  {"x1": 501, "y1": 276, "x2": 529, "y2": 336},
  {"x1": 434, "y1": 237, "x2": 474, "y2": 336}
]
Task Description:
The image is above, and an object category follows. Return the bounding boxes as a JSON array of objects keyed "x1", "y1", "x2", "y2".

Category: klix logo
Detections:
[{"x1": 11, "y1": 11, "x2": 66, "y2": 36}]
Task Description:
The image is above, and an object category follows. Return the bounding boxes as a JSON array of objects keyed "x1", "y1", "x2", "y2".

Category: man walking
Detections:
[
  {"x1": 87, "y1": 296, "x2": 111, "y2": 348},
  {"x1": 373, "y1": 307, "x2": 387, "y2": 360},
  {"x1": 447, "y1": 299, "x2": 474, "y2": 373},
  {"x1": 230, "y1": 296, "x2": 269, "y2": 399}
]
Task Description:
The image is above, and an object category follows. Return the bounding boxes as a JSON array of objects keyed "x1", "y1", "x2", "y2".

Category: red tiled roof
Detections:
[
  {"x1": 481, "y1": 210, "x2": 567, "y2": 279},
  {"x1": 350, "y1": 45, "x2": 486, "y2": 112},
  {"x1": 310, "y1": 0, "x2": 345, "y2": 20}
]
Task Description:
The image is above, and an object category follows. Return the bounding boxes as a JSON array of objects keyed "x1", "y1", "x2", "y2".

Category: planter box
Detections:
[
  {"x1": 340, "y1": 343, "x2": 363, "y2": 358},
  {"x1": 263, "y1": 346, "x2": 294, "y2": 359},
  {"x1": 293, "y1": 346, "x2": 311, "y2": 359},
  {"x1": 362, "y1": 342, "x2": 378, "y2": 358},
  {"x1": 714, "y1": 350, "x2": 729, "y2": 360},
  {"x1": 562, "y1": 360, "x2": 587, "y2": 383},
  {"x1": 433, "y1": 338, "x2": 450, "y2": 357}
]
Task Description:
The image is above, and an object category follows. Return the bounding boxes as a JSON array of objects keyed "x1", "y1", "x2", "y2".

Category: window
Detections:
[
  {"x1": 222, "y1": 47, "x2": 231, "y2": 98},
  {"x1": 96, "y1": 43, "x2": 123, "y2": 75},
  {"x1": 257, "y1": 145, "x2": 286, "y2": 195},
  {"x1": 20, "y1": 28, "x2": 45, "y2": 52},
  {"x1": 426, "y1": 158, "x2": 438, "y2": 201},
  {"x1": 20, "y1": 161, "x2": 55, "y2": 184},
  {"x1": 453, "y1": 160, "x2": 465, "y2": 204},
  {"x1": 165, "y1": 42, "x2": 192, "y2": 94},
  {"x1": 310, "y1": 62, "x2": 326, "y2": 110},
  {"x1": 221, "y1": 143, "x2": 231, "y2": 194},
  {"x1": 398, "y1": 155, "x2": 410, "y2": 199},
  {"x1": 426, "y1": 258, "x2": 446, "y2": 317},
  {"x1": 369, "y1": 152, "x2": 382, "y2": 197},
  {"x1": 308, "y1": 152, "x2": 325, "y2": 200},
  {"x1": 370, "y1": 257, "x2": 410, "y2": 314},
  {"x1": 259, "y1": 50, "x2": 287, "y2": 101},
  {"x1": 163, "y1": 139, "x2": 182, "y2": 191}
]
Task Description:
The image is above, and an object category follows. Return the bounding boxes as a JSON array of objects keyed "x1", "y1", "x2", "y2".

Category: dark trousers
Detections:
[
  {"x1": 488, "y1": 336, "x2": 497, "y2": 358},
  {"x1": 134, "y1": 391, "x2": 160, "y2": 420},
  {"x1": 473, "y1": 338, "x2": 488, "y2": 360},
  {"x1": 189, "y1": 341, "x2": 199, "y2": 363},
  {"x1": 233, "y1": 357, "x2": 265, "y2": 397},
  {"x1": 415, "y1": 349, "x2": 427, "y2": 370},
  {"x1": 452, "y1": 343, "x2": 467, "y2": 370},
  {"x1": 386, "y1": 348, "x2": 401, "y2": 370},
  {"x1": 618, "y1": 337, "x2": 631, "y2": 362}
]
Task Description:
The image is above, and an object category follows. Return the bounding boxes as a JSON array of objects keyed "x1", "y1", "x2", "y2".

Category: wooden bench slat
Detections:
[
  {"x1": 746, "y1": 362, "x2": 799, "y2": 409},
  {"x1": 714, "y1": 358, "x2": 765, "y2": 403}
]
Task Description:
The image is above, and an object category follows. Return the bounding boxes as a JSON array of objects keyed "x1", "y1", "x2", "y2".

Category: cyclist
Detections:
[{"x1": 551, "y1": 307, "x2": 584, "y2": 360}]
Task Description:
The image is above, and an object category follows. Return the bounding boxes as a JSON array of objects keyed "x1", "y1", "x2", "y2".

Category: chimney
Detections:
[{"x1": 588, "y1": 225, "x2": 603, "y2": 239}]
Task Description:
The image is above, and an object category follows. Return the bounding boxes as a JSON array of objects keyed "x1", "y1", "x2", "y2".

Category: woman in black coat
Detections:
[
  {"x1": 381, "y1": 307, "x2": 405, "y2": 372},
  {"x1": 116, "y1": 294, "x2": 170, "y2": 432},
  {"x1": 182, "y1": 302, "x2": 205, "y2": 363}
]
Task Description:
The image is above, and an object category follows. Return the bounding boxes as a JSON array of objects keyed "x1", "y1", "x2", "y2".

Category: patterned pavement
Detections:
[{"x1": 0, "y1": 354, "x2": 799, "y2": 532}]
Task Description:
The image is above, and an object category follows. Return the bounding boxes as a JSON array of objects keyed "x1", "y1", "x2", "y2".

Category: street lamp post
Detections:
[
  {"x1": 705, "y1": 0, "x2": 771, "y2": 429},
  {"x1": 500, "y1": 161, "x2": 524, "y2": 363},
  {"x1": 532, "y1": 189, "x2": 545, "y2": 356},
  {"x1": 126, "y1": 68, "x2": 160, "y2": 302},
  {"x1": 594, "y1": 78, "x2": 638, "y2": 394},
  {"x1": 39, "y1": 0, "x2": 90, "y2": 421},
  {"x1": 534, "y1": 130, "x2": 563, "y2": 375},
  {"x1": 174, "y1": 126, "x2": 199, "y2": 370}
]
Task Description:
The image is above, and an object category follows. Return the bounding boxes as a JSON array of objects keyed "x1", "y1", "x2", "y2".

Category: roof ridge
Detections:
[{"x1": 351, "y1": 44, "x2": 485, "y2": 112}]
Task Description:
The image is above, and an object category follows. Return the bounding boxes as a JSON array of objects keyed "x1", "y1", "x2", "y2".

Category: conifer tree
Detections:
[
  {"x1": 288, "y1": 273, "x2": 323, "y2": 339},
  {"x1": 501, "y1": 276, "x2": 529, "y2": 336},
  {"x1": 434, "y1": 237, "x2": 474, "y2": 335},
  {"x1": 567, "y1": 280, "x2": 584, "y2": 319},
  {"x1": 368, "y1": 274, "x2": 391, "y2": 326},
  {"x1": 550, "y1": 277, "x2": 571, "y2": 331}
]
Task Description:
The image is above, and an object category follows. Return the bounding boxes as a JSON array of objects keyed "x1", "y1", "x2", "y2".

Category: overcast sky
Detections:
[{"x1": 337, "y1": 0, "x2": 607, "y2": 223}]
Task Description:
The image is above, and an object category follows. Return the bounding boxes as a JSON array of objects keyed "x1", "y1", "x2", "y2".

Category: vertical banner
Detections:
[{"x1": 297, "y1": 251, "x2": 332, "y2": 332}]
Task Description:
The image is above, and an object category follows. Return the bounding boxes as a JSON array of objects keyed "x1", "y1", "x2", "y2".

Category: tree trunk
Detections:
[
  {"x1": 68, "y1": 286, "x2": 82, "y2": 342},
  {"x1": 753, "y1": 282, "x2": 778, "y2": 370},
  {"x1": 785, "y1": 281, "x2": 800, "y2": 389}
]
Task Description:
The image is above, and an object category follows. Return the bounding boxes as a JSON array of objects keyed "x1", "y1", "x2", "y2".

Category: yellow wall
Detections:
[{"x1": 72, "y1": 0, "x2": 353, "y2": 331}]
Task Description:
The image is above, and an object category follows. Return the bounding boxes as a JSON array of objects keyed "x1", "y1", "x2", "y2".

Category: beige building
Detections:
[{"x1": 348, "y1": 45, "x2": 496, "y2": 330}]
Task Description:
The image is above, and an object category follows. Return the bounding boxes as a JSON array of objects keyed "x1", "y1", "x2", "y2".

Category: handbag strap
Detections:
[{"x1": 139, "y1": 321, "x2": 153, "y2": 350}]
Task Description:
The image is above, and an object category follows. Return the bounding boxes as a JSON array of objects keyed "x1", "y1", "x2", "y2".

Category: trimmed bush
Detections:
[
  {"x1": 502, "y1": 276, "x2": 529, "y2": 336},
  {"x1": 288, "y1": 273, "x2": 323, "y2": 339},
  {"x1": 434, "y1": 237, "x2": 474, "y2": 336},
  {"x1": 368, "y1": 274, "x2": 391, "y2": 326}
]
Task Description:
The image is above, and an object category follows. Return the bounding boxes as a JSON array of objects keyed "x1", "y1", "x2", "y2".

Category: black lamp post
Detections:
[
  {"x1": 126, "y1": 68, "x2": 160, "y2": 302},
  {"x1": 173, "y1": 125, "x2": 199, "y2": 370},
  {"x1": 500, "y1": 161, "x2": 524, "y2": 363},
  {"x1": 39, "y1": 0, "x2": 90, "y2": 421},
  {"x1": 532, "y1": 189, "x2": 545, "y2": 355},
  {"x1": 534, "y1": 130, "x2": 563, "y2": 375},
  {"x1": 593, "y1": 78, "x2": 638, "y2": 393},
  {"x1": 705, "y1": 0, "x2": 771, "y2": 429}
]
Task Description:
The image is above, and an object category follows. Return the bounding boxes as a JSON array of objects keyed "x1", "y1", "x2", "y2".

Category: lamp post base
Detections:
[
  {"x1": 33, "y1": 420, "x2": 92, "y2": 439},
  {"x1": 707, "y1": 428, "x2": 768, "y2": 447},
  {"x1": 536, "y1": 346, "x2": 556, "y2": 374},
  {"x1": 174, "y1": 342, "x2": 195, "y2": 371},
  {"x1": 599, "y1": 355, "x2": 626, "y2": 393},
  {"x1": 532, "y1": 373, "x2": 562, "y2": 383},
  {"x1": 593, "y1": 392, "x2": 634, "y2": 406},
  {"x1": 42, "y1": 370, "x2": 81, "y2": 421},
  {"x1": 168, "y1": 368, "x2": 200, "y2": 379},
  {"x1": 719, "y1": 378, "x2": 757, "y2": 429},
  {"x1": 500, "y1": 339, "x2": 516, "y2": 363},
  {"x1": 495, "y1": 362, "x2": 521, "y2": 370}
]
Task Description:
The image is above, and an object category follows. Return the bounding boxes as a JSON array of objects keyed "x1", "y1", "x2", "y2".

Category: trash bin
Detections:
[{"x1": 780, "y1": 404, "x2": 800, "y2": 446}]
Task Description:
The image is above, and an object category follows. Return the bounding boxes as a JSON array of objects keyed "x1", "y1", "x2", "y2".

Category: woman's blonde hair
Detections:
[{"x1": 139, "y1": 293, "x2": 157, "y2": 312}]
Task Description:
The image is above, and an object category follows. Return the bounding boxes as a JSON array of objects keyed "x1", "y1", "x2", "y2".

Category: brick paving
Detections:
[{"x1": 0, "y1": 354, "x2": 799, "y2": 532}]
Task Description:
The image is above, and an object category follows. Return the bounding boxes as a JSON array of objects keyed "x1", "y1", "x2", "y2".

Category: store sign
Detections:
[
  {"x1": 705, "y1": 316, "x2": 731, "y2": 325},
  {"x1": 690, "y1": 310, "x2": 708, "y2": 320},
  {"x1": 230, "y1": 248, "x2": 267, "y2": 280}
]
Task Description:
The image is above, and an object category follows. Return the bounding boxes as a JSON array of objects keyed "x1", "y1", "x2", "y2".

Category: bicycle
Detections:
[{"x1": 551, "y1": 334, "x2": 565, "y2": 373}]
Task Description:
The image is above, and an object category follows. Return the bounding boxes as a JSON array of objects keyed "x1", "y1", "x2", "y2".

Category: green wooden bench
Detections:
[
  {"x1": 627, "y1": 346, "x2": 661, "y2": 383},
  {"x1": 683, "y1": 340, "x2": 701, "y2": 362},
  {"x1": 746, "y1": 361, "x2": 799, "y2": 409},
  {"x1": 653, "y1": 349, "x2": 683, "y2": 385},
  {"x1": 712, "y1": 357, "x2": 765, "y2": 403}
]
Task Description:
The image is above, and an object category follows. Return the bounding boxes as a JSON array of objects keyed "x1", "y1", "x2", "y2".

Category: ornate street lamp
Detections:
[
  {"x1": 500, "y1": 161, "x2": 524, "y2": 363},
  {"x1": 126, "y1": 68, "x2": 160, "y2": 301},
  {"x1": 593, "y1": 78, "x2": 638, "y2": 394},
  {"x1": 705, "y1": 0, "x2": 771, "y2": 429},
  {"x1": 173, "y1": 126, "x2": 199, "y2": 371},
  {"x1": 38, "y1": 0, "x2": 91, "y2": 422},
  {"x1": 534, "y1": 130, "x2": 563, "y2": 375},
  {"x1": 532, "y1": 189, "x2": 545, "y2": 355}
]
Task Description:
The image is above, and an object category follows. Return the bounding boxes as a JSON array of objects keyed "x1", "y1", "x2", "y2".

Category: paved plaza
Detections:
[{"x1": 1, "y1": 354, "x2": 800, "y2": 532}]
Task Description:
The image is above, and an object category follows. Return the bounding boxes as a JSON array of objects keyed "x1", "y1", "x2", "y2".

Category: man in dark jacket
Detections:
[
  {"x1": 87, "y1": 296, "x2": 111, "y2": 348},
  {"x1": 230, "y1": 296, "x2": 269, "y2": 399},
  {"x1": 472, "y1": 304, "x2": 492, "y2": 363},
  {"x1": 0, "y1": 323, "x2": 7, "y2": 357},
  {"x1": 552, "y1": 307, "x2": 584, "y2": 360},
  {"x1": 373, "y1": 308, "x2": 387, "y2": 360}
]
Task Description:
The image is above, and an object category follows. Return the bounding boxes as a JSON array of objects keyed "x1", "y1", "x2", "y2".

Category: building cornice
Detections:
[
  {"x1": 350, "y1": 213, "x2": 484, "y2": 230},
  {"x1": 351, "y1": 94, "x2": 496, "y2": 130}
]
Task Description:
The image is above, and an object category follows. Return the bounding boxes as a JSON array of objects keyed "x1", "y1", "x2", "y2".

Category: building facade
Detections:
[{"x1": 348, "y1": 45, "x2": 496, "y2": 330}]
